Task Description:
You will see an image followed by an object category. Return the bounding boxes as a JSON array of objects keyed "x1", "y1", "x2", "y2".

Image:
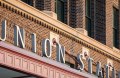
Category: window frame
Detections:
[
  {"x1": 55, "y1": 0, "x2": 65, "y2": 22},
  {"x1": 85, "y1": 0, "x2": 91, "y2": 36},
  {"x1": 113, "y1": 7, "x2": 119, "y2": 48}
]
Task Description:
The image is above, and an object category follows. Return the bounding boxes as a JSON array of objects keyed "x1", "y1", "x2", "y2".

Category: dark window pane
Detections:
[
  {"x1": 22, "y1": 0, "x2": 33, "y2": 6},
  {"x1": 113, "y1": 8, "x2": 119, "y2": 28},
  {"x1": 113, "y1": 28, "x2": 118, "y2": 47},
  {"x1": 113, "y1": 7, "x2": 119, "y2": 48},
  {"x1": 85, "y1": 0, "x2": 91, "y2": 37},
  {"x1": 86, "y1": 0, "x2": 91, "y2": 17},
  {"x1": 86, "y1": 17, "x2": 91, "y2": 36},
  {"x1": 56, "y1": 0, "x2": 65, "y2": 22}
]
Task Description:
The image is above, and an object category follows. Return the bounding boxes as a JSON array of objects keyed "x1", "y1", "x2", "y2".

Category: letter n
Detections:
[{"x1": 14, "y1": 25, "x2": 25, "y2": 48}]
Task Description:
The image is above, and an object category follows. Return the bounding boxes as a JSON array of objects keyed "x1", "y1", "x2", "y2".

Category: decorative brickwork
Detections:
[
  {"x1": 35, "y1": 0, "x2": 44, "y2": 10},
  {"x1": 35, "y1": 0, "x2": 55, "y2": 12},
  {"x1": 68, "y1": 0, "x2": 85, "y2": 28}
]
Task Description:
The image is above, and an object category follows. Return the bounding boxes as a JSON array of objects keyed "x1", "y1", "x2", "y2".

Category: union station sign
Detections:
[{"x1": 0, "y1": 20, "x2": 120, "y2": 78}]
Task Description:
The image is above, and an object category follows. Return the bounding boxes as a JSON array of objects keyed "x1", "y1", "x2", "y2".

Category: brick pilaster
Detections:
[
  {"x1": 69, "y1": 0, "x2": 85, "y2": 28},
  {"x1": 106, "y1": 0, "x2": 114, "y2": 48},
  {"x1": 35, "y1": 0, "x2": 55, "y2": 12}
]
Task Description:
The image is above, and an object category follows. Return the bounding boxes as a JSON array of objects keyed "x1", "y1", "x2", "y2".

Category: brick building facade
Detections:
[
  {"x1": 22, "y1": 0, "x2": 120, "y2": 48},
  {"x1": 0, "y1": 0, "x2": 120, "y2": 78}
]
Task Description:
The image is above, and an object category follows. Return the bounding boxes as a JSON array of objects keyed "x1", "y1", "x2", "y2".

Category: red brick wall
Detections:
[
  {"x1": 34, "y1": 0, "x2": 55, "y2": 11},
  {"x1": 35, "y1": 0, "x2": 44, "y2": 10},
  {"x1": 106, "y1": 0, "x2": 113, "y2": 48},
  {"x1": 68, "y1": 0, "x2": 85, "y2": 28},
  {"x1": 0, "y1": 3, "x2": 120, "y2": 77},
  {"x1": 20, "y1": 0, "x2": 120, "y2": 49}
]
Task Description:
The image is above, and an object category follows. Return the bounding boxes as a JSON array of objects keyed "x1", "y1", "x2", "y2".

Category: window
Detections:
[
  {"x1": 85, "y1": 0, "x2": 91, "y2": 36},
  {"x1": 113, "y1": 7, "x2": 119, "y2": 48},
  {"x1": 55, "y1": 0, "x2": 65, "y2": 22},
  {"x1": 21, "y1": 0, "x2": 33, "y2": 6}
]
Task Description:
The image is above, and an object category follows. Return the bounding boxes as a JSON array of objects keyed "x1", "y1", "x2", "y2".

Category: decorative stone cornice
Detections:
[{"x1": 1, "y1": 0, "x2": 120, "y2": 62}]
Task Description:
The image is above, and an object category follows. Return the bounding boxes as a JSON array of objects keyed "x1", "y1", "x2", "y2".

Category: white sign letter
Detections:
[
  {"x1": 42, "y1": 39, "x2": 52, "y2": 58},
  {"x1": 31, "y1": 33, "x2": 36, "y2": 53},
  {"x1": 0, "y1": 20, "x2": 6, "y2": 41},
  {"x1": 105, "y1": 64, "x2": 109, "y2": 78},
  {"x1": 14, "y1": 25, "x2": 25, "y2": 48},
  {"x1": 96, "y1": 62, "x2": 103, "y2": 78},
  {"x1": 77, "y1": 54, "x2": 84, "y2": 71},
  {"x1": 112, "y1": 68, "x2": 116, "y2": 78},
  {"x1": 56, "y1": 43, "x2": 65, "y2": 63},
  {"x1": 88, "y1": 57, "x2": 93, "y2": 74}
]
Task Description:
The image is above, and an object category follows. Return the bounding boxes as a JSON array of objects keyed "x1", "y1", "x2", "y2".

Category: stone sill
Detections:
[{"x1": 42, "y1": 10, "x2": 57, "y2": 20}]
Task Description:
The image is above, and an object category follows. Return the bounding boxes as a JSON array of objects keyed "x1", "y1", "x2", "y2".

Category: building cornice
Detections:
[{"x1": 1, "y1": 0, "x2": 120, "y2": 62}]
